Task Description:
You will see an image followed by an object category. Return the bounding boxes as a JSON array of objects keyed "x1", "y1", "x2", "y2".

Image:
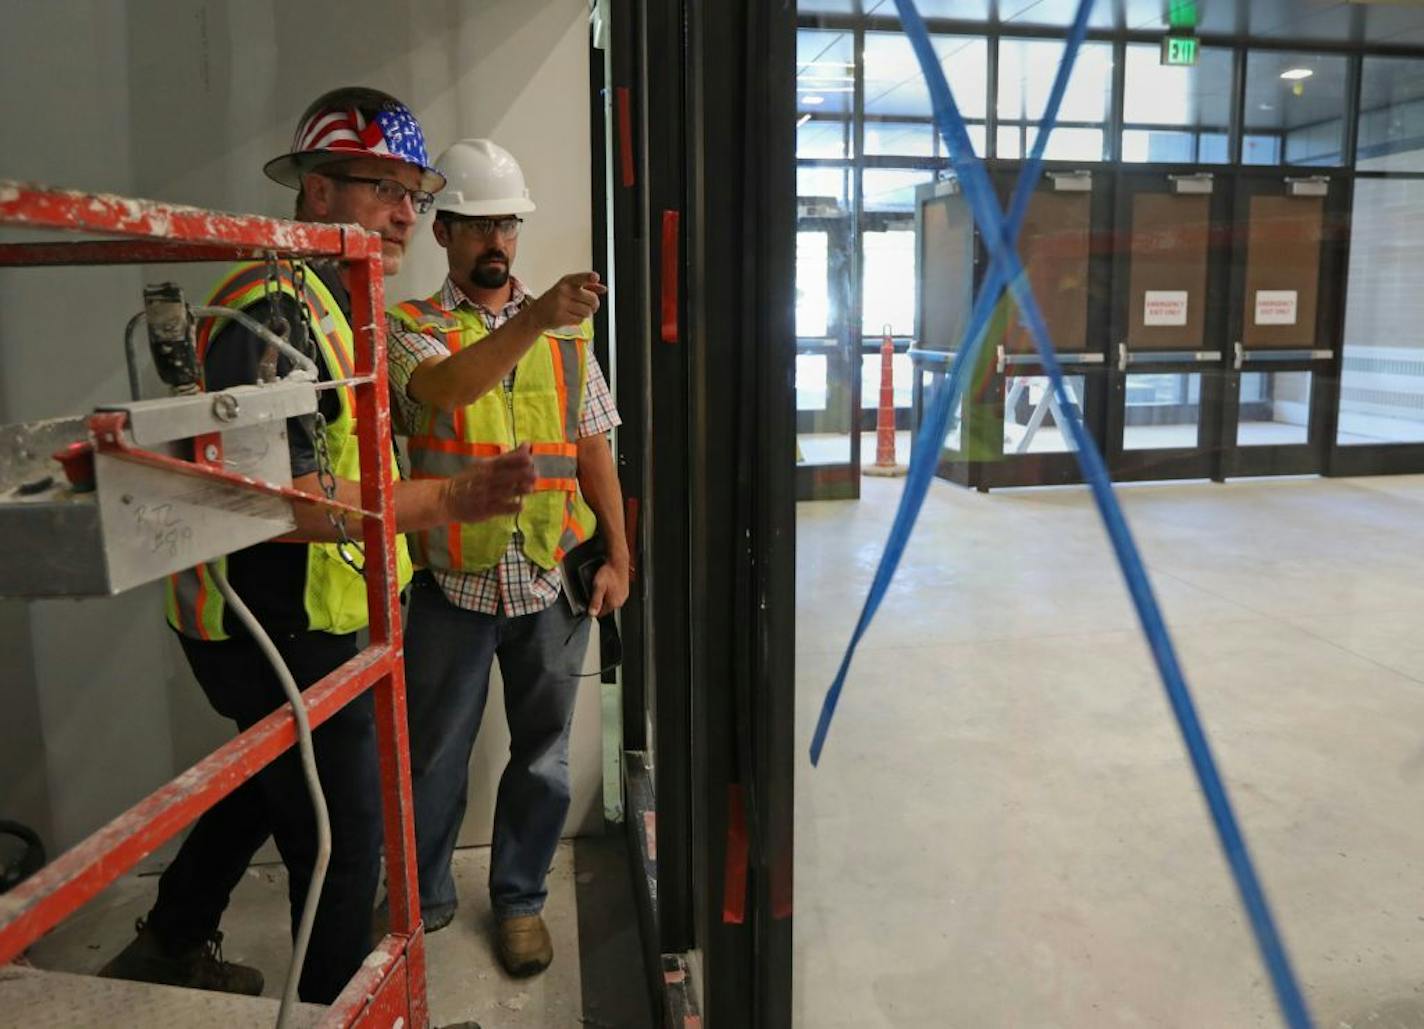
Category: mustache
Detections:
[{"x1": 477, "y1": 251, "x2": 509, "y2": 264}]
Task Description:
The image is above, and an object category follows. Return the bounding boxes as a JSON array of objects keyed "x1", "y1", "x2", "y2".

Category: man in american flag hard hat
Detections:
[
  {"x1": 265, "y1": 86, "x2": 447, "y2": 275},
  {"x1": 97, "y1": 86, "x2": 530, "y2": 1021}
]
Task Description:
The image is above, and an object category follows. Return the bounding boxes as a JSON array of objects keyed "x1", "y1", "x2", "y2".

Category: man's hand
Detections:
[
  {"x1": 530, "y1": 272, "x2": 607, "y2": 333},
  {"x1": 587, "y1": 555, "x2": 630, "y2": 617},
  {"x1": 443, "y1": 444, "x2": 536, "y2": 523}
]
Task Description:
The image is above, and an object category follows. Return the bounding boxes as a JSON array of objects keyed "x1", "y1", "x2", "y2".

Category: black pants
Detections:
[{"x1": 146, "y1": 630, "x2": 381, "y2": 1004}]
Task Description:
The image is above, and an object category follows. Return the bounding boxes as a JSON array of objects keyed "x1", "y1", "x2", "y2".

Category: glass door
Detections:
[
  {"x1": 979, "y1": 166, "x2": 1110, "y2": 488},
  {"x1": 797, "y1": 206, "x2": 859, "y2": 499},
  {"x1": 1107, "y1": 170, "x2": 1232, "y2": 481},
  {"x1": 1218, "y1": 172, "x2": 1344, "y2": 477}
]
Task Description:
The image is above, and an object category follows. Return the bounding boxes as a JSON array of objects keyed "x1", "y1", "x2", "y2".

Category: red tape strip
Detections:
[
  {"x1": 616, "y1": 86, "x2": 635, "y2": 188},
  {"x1": 625, "y1": 497, "x2": 640, "y2": 583},
  {"x1": 660, "y1": 210, "x2": 679, "y2": 344},
  {"x1": 722, "y1": 784, "x2": 748, "y2": 924}
]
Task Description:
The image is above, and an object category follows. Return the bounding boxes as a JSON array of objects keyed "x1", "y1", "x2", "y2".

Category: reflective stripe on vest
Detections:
[
  {"x1": 167, "y1": 261, "x2": 412, "y2": 639},
  {"x1": 388, "y1": 294, "x2": 597, "y2": 572}
]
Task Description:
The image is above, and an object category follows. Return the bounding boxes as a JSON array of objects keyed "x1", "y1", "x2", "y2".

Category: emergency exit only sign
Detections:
[
  {"x1": 1255, "y1": 289, "x2": 1298, "y2": 325},
  {"x1": 1144, "y1": 290, "x2": 1189, "y2": 326}
]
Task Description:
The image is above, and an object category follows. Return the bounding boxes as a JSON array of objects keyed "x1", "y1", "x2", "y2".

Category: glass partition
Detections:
[
  {"x1": 1243, "y1": 50, "x2": 1349, "y2": 167},
  {"x1": 1339, "y1": 177, "x2": 1424, "y2": 445},
  {"x1": 1357, "y1": 55, "x2": 1424, "y2": 172},
  {"x1": 1120, "y1": 43, "x2": 1234, "y2": 163},
  {"x1": 997, "y1": 37, "x2": 1113, "y2": 160}
]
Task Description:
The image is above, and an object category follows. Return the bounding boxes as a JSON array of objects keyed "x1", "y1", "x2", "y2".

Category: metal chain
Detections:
[
  {"x1": 298, "y1": 260, "x2": 365, "y2": 577},
  {"x1": 258, "y1": 253, "x2": 287, "y2": 382},
  {"x1": 269, "y1": 253, "x2": 365, "y2": 577}
]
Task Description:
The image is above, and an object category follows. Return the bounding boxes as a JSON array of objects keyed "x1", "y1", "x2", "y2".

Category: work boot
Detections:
[
  {"x1": 496, "y1": 913, "x2": 553, "y2": 977},
  {"x1": 370, "y1": 898, "x2": 455, "y2": 947},
  {"x1": 98, "y1": 917, "x2": 264, "y2": 996}
]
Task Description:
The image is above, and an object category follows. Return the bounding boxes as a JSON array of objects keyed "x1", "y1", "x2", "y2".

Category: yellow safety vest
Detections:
[
  {"x1": 165, "y1": 261, "x2": 413, "y2": 640},
  {"x1": 388, "y1": 294, "x2": 597, "y2": 572}
]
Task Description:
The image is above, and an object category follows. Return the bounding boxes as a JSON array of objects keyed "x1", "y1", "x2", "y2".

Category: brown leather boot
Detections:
[{"x1": 496, "y1": 914, "x2": 553, "y2": 977}]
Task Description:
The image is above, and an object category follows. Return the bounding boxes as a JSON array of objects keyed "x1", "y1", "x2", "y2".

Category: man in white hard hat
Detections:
[
  {"x1": 99, "y1": 90, "x2": 535, "y2": 1006},
  {"x1": 387, "y1": 138, "x2": 626, "y2": 977}
]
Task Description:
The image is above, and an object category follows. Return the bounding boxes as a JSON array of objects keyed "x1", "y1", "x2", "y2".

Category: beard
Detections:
[{"x1": 471, "y1": 252, "x2": 510, "y2": 289}]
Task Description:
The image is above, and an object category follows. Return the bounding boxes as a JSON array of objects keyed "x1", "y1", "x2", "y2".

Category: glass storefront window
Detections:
[
  {"x1": 1357, "y1": 56, "x2": 1424, "y2": 172},
  {"x1": 1339, "y1": 178, "x2": 1424, "y2": 445},
  {"x1": 860, "y1": 352, "x2": 912, "y2": 410},
  {"x1": 1121, "y1": 43, "x2": 1234, "y2": 164},
  {"x1": 999, "y1": 125, "x2": 1105, "y2": 161},
  {"x1": 862, "y1": 167, "x2": 936, "y2": 213},
  {"x1": 1243, "y1": 50, "x2": 1349, "y2": 167},
  {"x1": 861, "y1": 228, "x2": 916, "y2": 335},
  {"x1": 796, "y1": 230, "x2": 831, "y2": 339},
  {"x1": 998, "y1": 38, "x2": 1113, "y2": 161},
  {"x1": 798, "y1": 116, "x2": 851, "y2": 159},
  {"x1": 797, "y1": 28, "x2": 853, "y2": 117},
  {"x1": 864, "y1": 32, "x2": 988, "y2": 120},
  {"x1": 864, "y1": 119, "x2": 936, "y2": 157},
  {"x1": 863, "y1": 31, "x2": 987, "y2": 158},
  {"x1": 797, "y1": 166, "x2": 849, "y2": 212},
  {"x1": 795, "y1": 354, "x2": 829, "y2": 412}
]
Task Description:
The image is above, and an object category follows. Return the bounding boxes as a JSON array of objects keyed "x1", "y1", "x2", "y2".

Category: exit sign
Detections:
[{"x1": 1161, "y1": 34, "x2": 1199, "y2": 66}]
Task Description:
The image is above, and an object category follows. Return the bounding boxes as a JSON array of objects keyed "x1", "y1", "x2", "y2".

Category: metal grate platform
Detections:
[{"x1": 0, "y1": 965, "x2": 326, "y2": 1028}]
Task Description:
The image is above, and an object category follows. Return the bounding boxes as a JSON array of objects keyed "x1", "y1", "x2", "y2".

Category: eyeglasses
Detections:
[
  {"x1": 454, "y1": 216, "x2": 524, "y2": 239},
  {"x1": 322, "y1": 172, "x2": 435, "y2": 214}
]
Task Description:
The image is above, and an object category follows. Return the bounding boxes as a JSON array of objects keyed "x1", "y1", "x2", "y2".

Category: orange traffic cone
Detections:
[{"x1": 864, "y1": 325, "x2": 906, "y2": 477}]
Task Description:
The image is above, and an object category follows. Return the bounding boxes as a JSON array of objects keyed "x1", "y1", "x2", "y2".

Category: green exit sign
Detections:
[{"x1": 1161, "y1": 34, "x2": 1199, "y2": 66}]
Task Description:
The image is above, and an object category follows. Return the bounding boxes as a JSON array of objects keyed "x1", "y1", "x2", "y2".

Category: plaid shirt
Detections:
[{"x1": 388, "y1": 276, "x2": 620, "y2": 616}]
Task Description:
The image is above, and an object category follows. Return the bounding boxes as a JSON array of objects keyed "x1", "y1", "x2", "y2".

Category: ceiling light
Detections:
[
  {"x1": 802, "y1": 94, "x2": 825, "y2": 106},
  {"x1": 1280, "y1": 68, "x2": 1313, "y2": 81},
  {"x1": 797, "y1": 113, "x2": 813, "y2": 128}
]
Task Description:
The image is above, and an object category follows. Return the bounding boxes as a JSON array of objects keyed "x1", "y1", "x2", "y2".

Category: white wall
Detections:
[{"x1": 0, "y1": 0, "x2": 601, "y2": 859}]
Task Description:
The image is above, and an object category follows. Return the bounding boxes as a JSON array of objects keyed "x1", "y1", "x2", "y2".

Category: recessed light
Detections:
[
  {"x1": 802, "y1": 94, "x2": 825, "y2": 106},
  {"x1": 1259, "y1": 103, "x2": 1275, "y2": 111},
  {"x1": 1280, "y1": 68, "x2": 1313, "y2": 81}
]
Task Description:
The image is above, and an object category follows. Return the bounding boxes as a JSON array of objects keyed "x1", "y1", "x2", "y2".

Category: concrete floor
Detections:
[
  {"x1": 796, "y1": 473, "x2": 1424, "y2": 1028},
  {"x1": 25, "y1": 837, "x2": 652, "y2": 1028}
]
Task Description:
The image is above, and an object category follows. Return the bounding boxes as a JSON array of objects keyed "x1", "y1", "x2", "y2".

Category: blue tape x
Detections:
[{"x1": 808, "y1": 2, "x2": 1312, "y2": 1025}]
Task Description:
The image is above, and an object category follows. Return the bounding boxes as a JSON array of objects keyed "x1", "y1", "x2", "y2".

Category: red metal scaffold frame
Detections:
[{"x1": 0, "y1": 180, "x2": 428, "y2": 1028}]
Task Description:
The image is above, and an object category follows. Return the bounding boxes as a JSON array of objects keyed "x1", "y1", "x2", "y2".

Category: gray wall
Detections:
[{"x1": 0, "y1": 0, "x2": 602, "y2": 861}]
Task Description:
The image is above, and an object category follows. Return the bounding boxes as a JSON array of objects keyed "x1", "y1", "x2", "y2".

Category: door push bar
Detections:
[
  {"x1": 995, "y1": 345, "x2": 1104, "y2": 374},
  {"x1": 1116, "y1": 343, "x2": 1220, "y2": 371},
  {"x1": 1232, "y1": 342, "x2": 1334, "y2": 370}
]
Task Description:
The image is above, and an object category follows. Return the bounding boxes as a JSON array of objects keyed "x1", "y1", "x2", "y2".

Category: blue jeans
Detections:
[{"x1": 403, "y1": 571, "x2": 589, "y2": 922}]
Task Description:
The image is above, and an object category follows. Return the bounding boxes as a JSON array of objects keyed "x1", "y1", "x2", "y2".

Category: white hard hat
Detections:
[{"x1": 432, "y1": 138, "x2": 536, "y2": 216}]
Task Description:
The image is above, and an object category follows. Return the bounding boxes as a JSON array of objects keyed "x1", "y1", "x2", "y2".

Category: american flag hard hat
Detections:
[{"x1": 263, "y1": 86, "x2": 446, "y2": 192}]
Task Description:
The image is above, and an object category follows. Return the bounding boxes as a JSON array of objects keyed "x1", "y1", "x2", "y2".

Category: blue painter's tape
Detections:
[{"x1": 810, "y1": 2, "x2": 1313, "y2": 1026}]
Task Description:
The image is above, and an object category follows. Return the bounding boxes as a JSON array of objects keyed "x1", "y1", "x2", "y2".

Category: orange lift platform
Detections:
[{"x1": 0, "y1": 180, "x2": 428, "y2": 1027}]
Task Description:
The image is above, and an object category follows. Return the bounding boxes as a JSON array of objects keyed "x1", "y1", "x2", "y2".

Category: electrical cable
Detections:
[
  {"x1": 124, "y1": 308, "x2": 320, "y2": 401},
  {"x1": 810, "y1": 2, "x2": 1313, "y2": 1026},
  {"x1": 207, "y1": 561, "x2": 330, "y2": 1029},
  {"x1": 189, "y1": 306, "x2": 320, "y2": 378}
]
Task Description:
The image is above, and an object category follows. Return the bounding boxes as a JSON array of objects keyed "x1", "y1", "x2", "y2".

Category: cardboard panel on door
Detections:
[
  {"x1": 1243, "y1": 194, "x2": 1323, "y2": 348},
  {"x1": 1127, "y1": 193, "x2": 1211, "y2": 350},
  {"x1": 1005, "y1": 190, "x2": 1090, "y2": 353},
  {"x1": 920, "y1": 195, "x2": 974, "y2": 352}
]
